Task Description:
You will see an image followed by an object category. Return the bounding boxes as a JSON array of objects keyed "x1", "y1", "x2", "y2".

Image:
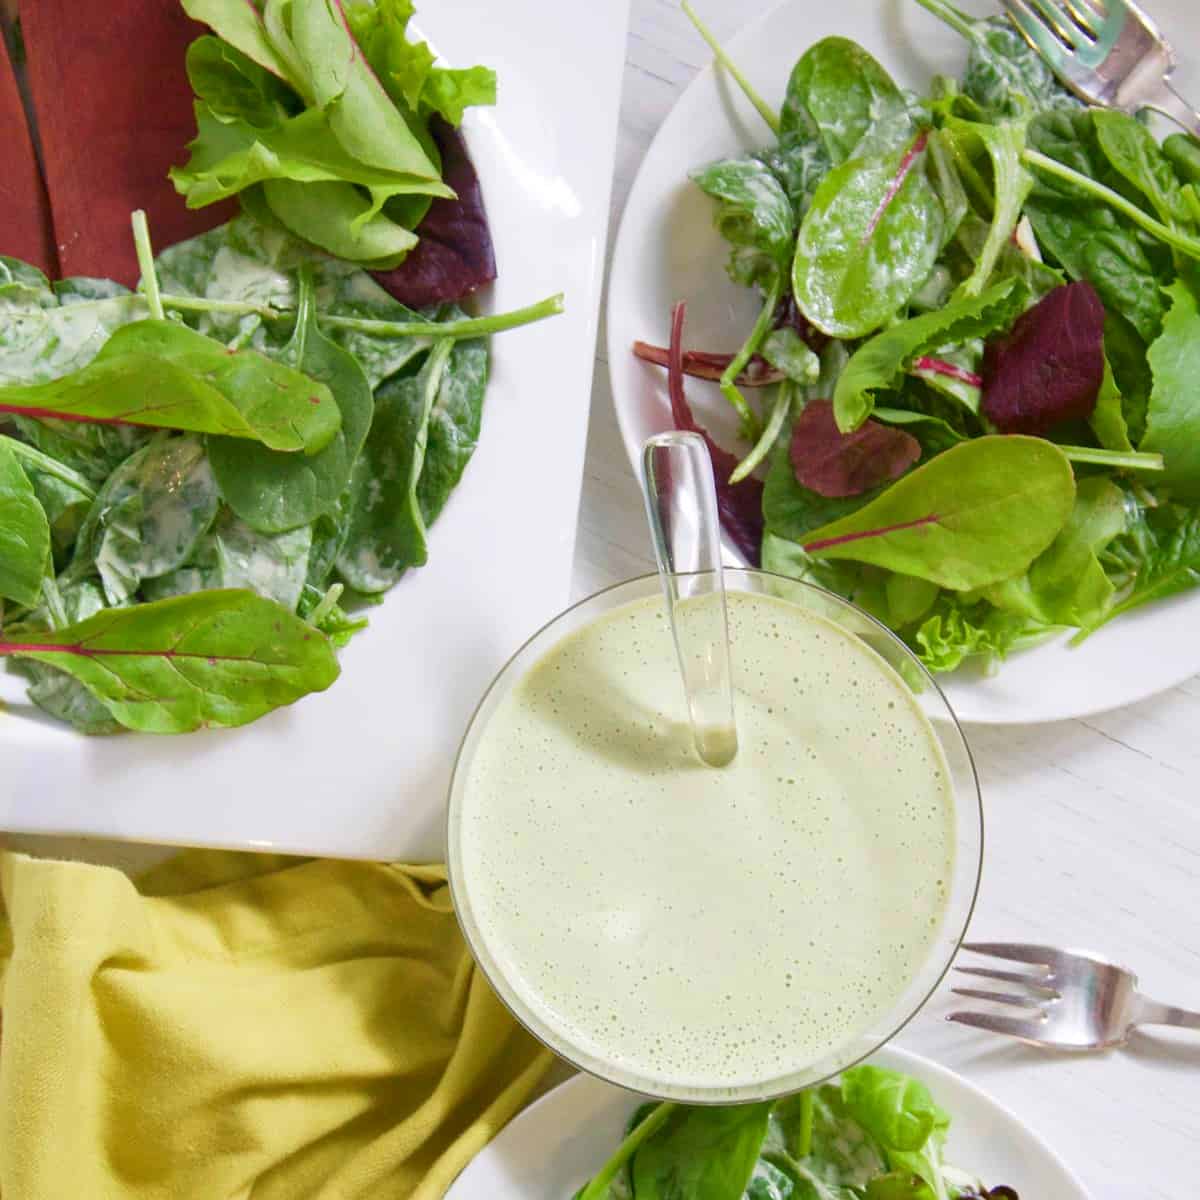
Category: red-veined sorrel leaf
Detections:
[
  {"x1": 799, "y1": 435, "x2": 1075, "y2": 589},
  {"x1": 790, "y1": 399, "x2": 920, "y2": 498},
  {"x1": 982, "y1": 281, "x2": 1105, "y2": 434},
  {"x1": 0, "y1": 589, "x2": 339, "y2": 733},
  {"x1": 666, "y1": 302, "x2": 764, "y2": 565}
]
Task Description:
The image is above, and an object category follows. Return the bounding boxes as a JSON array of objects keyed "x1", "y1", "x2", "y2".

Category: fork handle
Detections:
[
  {"x1": 1134, "y1": 995, "x2": 1200, "y2": 1032},
  {"x1": 1143, "y1": 80, "x2": 1200, "y2": 141}
]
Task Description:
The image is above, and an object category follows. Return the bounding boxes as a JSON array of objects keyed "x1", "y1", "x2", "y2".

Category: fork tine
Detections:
[
  {"x1": 946, "y1": 1009, "x2": 1055, "y2": 1046},
  {"x1": 950, "y1": 986, "x2": 1046, "y2": 1009},
  {"x1": 1060, "y1": 0, "x2": 1102, "y2": 35},
  {"x1": 962, "y1": 942, "x2": 1056, "y2": 967},
  {"x1": 1002, "y1": 0, "x2": 1071, "y2": 64},
  {"x1": 1026, "y1": 0, "x2": 1086, "y2": 46},
  {"x1": 954, "y1": 966, "x2": 1060, "y2": 995}
]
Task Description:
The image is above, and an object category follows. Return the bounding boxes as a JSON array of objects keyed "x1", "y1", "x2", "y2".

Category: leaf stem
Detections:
[
  {"x1": 131, "y1": 210, "x2": 165, "y2": 321},
  {"x1": 1058, "y1": 444, "x2": 1164, "y2": 471},
  {"x1": 0, "y1": 435, "x2": 96, "y2": 498},
  {"x1": 721, "y1": 276, "x2": 784, "y2": 441},
  {"x1": 578, "y1": 1102, "x2": 677, "y2": 1200},
  {"x1": 796, "y1": 1089, "x2": 815, "y2": 1158},
  {"x1": 159, "y1": 291, "x2": 565, "y2": 340},
  {"x1": 730, "y1": 380, "x2": 792, "y2": 483},
  {"x1": 912, "y1": 0, "x2": 980, "y2": 44},
  {"x1": 1023, "y1": 149, "x2": 1200, "y2": 259},
  {"x1": 681, "y1": 0, "x2": 780, "y2": 134}
]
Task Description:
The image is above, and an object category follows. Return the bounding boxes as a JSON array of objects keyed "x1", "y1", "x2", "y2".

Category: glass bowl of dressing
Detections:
[{"x1": 446, "y1": 569, "x2": 982, "y2": 1104}]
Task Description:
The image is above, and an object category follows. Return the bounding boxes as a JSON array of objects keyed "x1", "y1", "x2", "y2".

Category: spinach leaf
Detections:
[
  {"x1": 7, "y1": 657, "x2": 123, "y2": 735},
  {"x1": 0, "y1": 589, "x2": 339, "y2": 733},
  {"x1": 759, "y1": 134, "x2": 830, "y2": 219},
  {"x1": 1086, "y1": 498, "x2": 1200, "y2": 633},
  {"x1": 0, "y1": 319, "x2": 341, "y2": 452},
  {"x1": 941, "y1": 118, "x2": 1031, "y2": 297},
  {"x1": 337, "y1": 339, "x2": 455, "y2": 592},
  {"x1": 761, "y1": 328, "x2": 819, "y2": 385},
  {"x1": 0, "y1": 439, "x2": 51, "y2": 607},
  {"x1": 832, "y1": 278, "x2": 1023, "y2": 430},
  {"x1": 208, "y1": 268, "x2": 374, "y2": 532},
  {"x1": 631, "y1": 1104, "x2": 772, "y2": 1200},
  {"x1": 799, "y1": 436, "x2": 1076, "y2": 590},
  {"x1": 8, "y1": 418, "x2": 150, "y2": 488},
  {"x1": 1141, "y1": 280, "x2": 1200, "y2": 496},
  {"x1": 1093, "y1": 109, "x2": 1193, "y2": 229},
  {"x1": 780, "y1": 38, "x2": 913, "y2": 166},
  {"x1": 690, "y1": 158, "x2": 795, "y2": 289},
  {"x1": 144, "y1": 510, "x2": 313, "y2": 612},
  {"x1": 984, "y1": 476, "x2": 1127, "y2": 628},
  {"x1": 793, "y1": 134, "x2": 944, "y2": 339},
  {"x1": 74, "y1": 436, "x2": 220, "y2": 607}
]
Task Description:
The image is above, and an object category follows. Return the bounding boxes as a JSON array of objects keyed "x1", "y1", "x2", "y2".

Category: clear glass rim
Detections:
[{"x1": 445, "y1": 569, "x2": 984, "y2": 1103}]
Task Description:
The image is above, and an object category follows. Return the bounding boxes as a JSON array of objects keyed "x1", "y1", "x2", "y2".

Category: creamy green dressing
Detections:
[{"x1": 457, "y1": 591, "x2": 954, "y2": 1092}]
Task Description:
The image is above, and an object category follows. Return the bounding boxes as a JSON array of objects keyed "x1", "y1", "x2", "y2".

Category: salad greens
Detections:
[
  {"x1": 174, "y1": 0, "x2": 495, "y2": 268},
  {"x1": 0, "y1": 208, "x2": 558, "y2": 734},
  {"x1": 646, "y1": 0, "x2": 1200, "y2": 675},
  {"x1": 574, "y1": 1064, "x2": 1018, "y2": 1200}
]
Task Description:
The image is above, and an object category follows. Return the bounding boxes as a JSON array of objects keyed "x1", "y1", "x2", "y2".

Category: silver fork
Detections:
[
  {"x1": 947, "y1": 942, "x2": 1200, "y2": 1049},
  {"x1": 1002, "y1": 0, "x2": 1200, "y2": 137}
]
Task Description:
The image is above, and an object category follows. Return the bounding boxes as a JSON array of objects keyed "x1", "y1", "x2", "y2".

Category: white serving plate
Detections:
[
  {"x1": 605, "y1": 0, "x2": 1200, "y2": 725},
  {"x1": 445, "y1": 1044, "x2": 1090, "y2": 1200},
  {"x1": 0, "y1": 0, "x2": 631, "y2": 859}
]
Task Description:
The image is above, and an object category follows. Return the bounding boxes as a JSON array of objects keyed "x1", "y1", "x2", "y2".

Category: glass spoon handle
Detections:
[{"x1": 640, "y1": 431, "x2": 739, "y2": 768}]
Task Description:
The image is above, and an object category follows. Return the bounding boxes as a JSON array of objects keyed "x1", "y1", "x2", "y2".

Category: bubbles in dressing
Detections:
[{"x1": 457, "y1": 591, "x2": 955, "y2": 1093}]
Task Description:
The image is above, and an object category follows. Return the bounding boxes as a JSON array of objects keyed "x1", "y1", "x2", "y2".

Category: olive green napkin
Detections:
[{"x1": 0, "y1": 849, "x2": 552, "y2": 1199}]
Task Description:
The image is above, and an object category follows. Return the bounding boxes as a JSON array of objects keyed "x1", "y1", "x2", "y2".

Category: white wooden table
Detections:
[
  {"x1": 576, "y1": 3, "x2": 1200, "y2": 1196},
  {"x1": 7, "y1": 4, "x2": 1197, "y2": 1195}
]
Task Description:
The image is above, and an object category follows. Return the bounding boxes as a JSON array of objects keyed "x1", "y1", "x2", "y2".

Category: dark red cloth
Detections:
[
  {"x1": 0, "y1": 32, "x2": 56, "y2": 276},
  {"x1": 18, "y1": 0, "x2": 234, "y2": 283}
]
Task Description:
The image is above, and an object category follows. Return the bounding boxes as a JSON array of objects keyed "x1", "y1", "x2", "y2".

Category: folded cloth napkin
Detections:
[{"x1": 0, "y1": 850, "x2": 553, "y2": 1199}]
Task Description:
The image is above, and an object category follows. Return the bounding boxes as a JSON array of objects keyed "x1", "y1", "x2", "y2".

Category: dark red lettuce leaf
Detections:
[
  {"x1": 370, "y1": 117, "x2": 496, "y2": 308},
  {"x1": 667, "y1": 302, "x2": 764, "y2": 565},
  {"x1": 789, "y1": 399, "x2": 920, "y2": 498},
  {"x1": 981, "y1": 281, "x2": 1105, "y2": 435}
]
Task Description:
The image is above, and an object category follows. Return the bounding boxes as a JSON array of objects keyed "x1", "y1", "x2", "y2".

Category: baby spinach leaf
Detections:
[
  {"x1": 631, "y1": 1103, "x2": 772, "y2": 1200},
  {"x1": 7, "y1": 657, "x2": 124, "y2": 735},
  {"x1": 1141, "y1": 280, "x2": 1200, "y2": 497},
  {"x1": 793, "y1": 133, "x2": 944, "y2": 339},
  {"x1": 780, "y1": 38, "x2": 913, "y2": 167},
  {"x1": 981, "y1": 281, "x2": 1106, "y2": 435},
  {"x1": 0, "y1": 589, "x2": 339, "y2": 733},
  {"x1": 0, "y1": 440, "x2": 51, "y2": 607},
  {"x1": 208, "y1": 269, "x2": 374, "y2": 532},
  {"x1": 1093, "y1": 109, "x2": 1193, "y2": 229},
  {"x1": 789, "y1": 399, "x2": 920, "y2": 498},
  {"x1": 759, "y1": 133, "x2": 830, "y2": 219},
  {"x1": 337, "y1": 339, "x2": 454, "y2": 592},
  {"x1": 74, "y1": 436, "x2": 220, "y2": 607},
  {"x1": 985, "y1": 476, "x2": 1127, "y2": 628},
  {"x1": 8, "y1": 419, "x2": 150, "y2": 488},
  {"x1": 761, "y1": 328, "x2": 819, "y2": 384},
  {"x1": 832, "y1": 278, "x2": 1023, "y2": 430},
  {"x1": 799, "y1": 436, "x2": 1076, "y2": 589},
  {"x1": 942, "y1": 118, "x2": 1031, "y2": 298},
  {"x1": 690, "y1": 158, "x2": 795, "y2": 288},
  {"x1": 145, "y1": 511, "x2": 313, "y2": 612}
]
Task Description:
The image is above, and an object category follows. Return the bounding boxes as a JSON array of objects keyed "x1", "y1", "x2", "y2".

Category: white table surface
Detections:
[{"x1": 6, "y1": 3, "x2": 1198, "y2": 1196}]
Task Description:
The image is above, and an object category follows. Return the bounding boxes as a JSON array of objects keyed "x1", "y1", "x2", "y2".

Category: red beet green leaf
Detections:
[
  {"x1": 982, "y1": 281, "x2": 1105, "y2": 435},
  {"x1": 0, "y1": 589, "x2": 339, "y2": 734},
  {"x1": 666, "y1": 302, "x2": 764, "y2": 565},
  {"x1": 790, "y1": 399, "x2": 921, "y2": 498}
]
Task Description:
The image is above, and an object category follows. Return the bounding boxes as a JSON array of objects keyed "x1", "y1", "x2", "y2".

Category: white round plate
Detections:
[
  {"x1": 606, "y1": 0, "x2": 1200, "y2": 725},
  {"x1": 446, "y1": 1044, "x2": 1089, "y2": 1199}
]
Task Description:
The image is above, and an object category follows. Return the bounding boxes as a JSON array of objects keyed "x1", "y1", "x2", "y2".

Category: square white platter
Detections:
[{"x1": 0, "y1": 0, "x2": 632, "y2": 861}]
